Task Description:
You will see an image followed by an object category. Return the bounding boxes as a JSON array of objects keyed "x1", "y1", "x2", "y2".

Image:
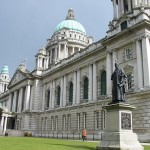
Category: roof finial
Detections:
[{"x1": 66, "y1": 8, "x2": 75, "y2": 20}]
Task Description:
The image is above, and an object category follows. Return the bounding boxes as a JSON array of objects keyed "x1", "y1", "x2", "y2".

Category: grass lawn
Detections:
[{"x1": 0, "y1": 137, "x2": 150, "y2": 150}]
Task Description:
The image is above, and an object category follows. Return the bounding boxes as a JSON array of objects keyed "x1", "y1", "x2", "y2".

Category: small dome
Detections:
[
  {"x1": 54, "y1": 20, "x2": 86, "y2": 35},
  {"x1": 1, "y1": 65, "x2": 9, "y2": 75}
]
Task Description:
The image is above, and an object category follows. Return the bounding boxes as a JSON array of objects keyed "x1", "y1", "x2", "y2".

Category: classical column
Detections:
[
  {"x1": 51, "y1": 80, "x2": 55, "y2": 109},
  {"x1": 118, "y1": 0, "x2": 121, "y2": 17},
  {"x1": 60, "y1": 76, "x2": 64, "y2": 107},
  {"x1": 106, "y1": 52, "x2": 112, "y2": 96},
  {"x1": 89, "y1": 64, "x2": 93, "y2": 101},
  {"x1": 42, "y1": 84, "x2": 46, "y2": 110},
  {"x1": 8, "y1": 93, "x2": 12, "y2": 112},
  {"x1": 112, "y1": 50, "x2": 117, "y2": 71},
  {"x1": 128, "y1": 0, "x2": 132, "y2": 11},
  {"x1": 142, "y1": 35, "x2": 150, "y2": 86},
  {"x1": 49, "y1": 82, "x2": 53, "y2": 109},
  {"x1": 113, "y1": 0, "x2": 117, "y2": 19},
  {"x1": 93, "y1": 62, "x2": 97, "y2": 101},
  {"x1": 0, "y1": 116, "x2": 4, "y2": 133},
  {"x1": 12, "y1": 91, "x2": 17, "y2": 112},
  {"x1": 147, "y1": 0, "x2": 149, "y2": 5},
  {"x1": 18, "y1": 88, "x2": 23, "y2": 112},
  {"x1": 136, "y1": 39, "x2": 143, "y2": 89},
  {"x1": 121, "y1": 0, "x2": 124, "y2": 14},
  {"x1": 25, "y1": 84, "x2": 31, "y2": 110},
  {"x1": 63, "y1": 75, "x2": 67, "y2": 106},
  {"x1": 3, "y1": 116, "x2": 8, "y2": 135},
  {"x1": 73, "y1": 71, "x2": 77, "y2": 104},
  {"x1": 58, "y1": 44, "x2": 61, "y2": 60},
  {"x1": 72, "y1": 47, "x2": 75, "y2": 54},
  {"x1": 64, "y1": 44, "x2": 67, "y2": 58},
  {"x1": 76, "y1": 69, "x2": 81, "y2": 104}
]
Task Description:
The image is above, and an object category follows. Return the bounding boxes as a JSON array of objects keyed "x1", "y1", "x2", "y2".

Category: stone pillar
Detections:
[
  {"x1": 73, "y1": 71, "x2": 77, "y2": 104},
  {"x1": 118, "y1": 0, "x2": 121, "y2": 17},
  {"x1": 49, "y1": 82, "x2": 53, "y2": 109},
  {"x1": 12, "y1": 91, "x2": 17, "y2": 112},
  {"x1": 63, "y1": 75, "x2": 67, "y2": 106},
  {"x1": 72, "y1": 47, "x2": 75, "y2": 54},
  {"x1": 128, "y1": 0, "x2": 132, "y2": 11},
  {"x1": 42, "y1": 84, "x2": 46, "y2": 110},
  {"x1": 3, "y1": 116, "x2": 8, "y2": 135},
  {"x1": 113, "y1": 0, "x2": 117, "y2": 19},
  {"x1": 76, "y1": 69, "x2": 81, "y2": 104},
  {"x1": 18, "y1": 88, "x2": 23, "y2": 112},
  {"x1": 136, "y1": 39, "x2": 143, "y2": 89},
  {"x1": 93, "y1": 62, "x2": 97, "y2": 101},
  {"x1": 89, "y1": 64, "x2": 93, "y2": 101},
  {"x1": 64, "y1": 44, "x2": 67, "y2": 58},
  {"x1": 58, "y1": 44, "x2": 61, "y2": 60},
  {"x1": 60, "y1": 76, "x2": 64, "y2": 107},
  {"x1": 0, "y1": 116, "x2": 4, "y2": 134},
  {"x1": 51, "y1": 80, "x2": 55, "y2": 109},
  {"x1": 142, "y1": 35, "x2": 150, "y2": 87},
  {"x1": 8, "y1": 93, "x2": 12, "y2": 112},
  {"x1": 121, "y1": 0, "x2": 124, "y2": 14},
  {"x1": 112, "y1": 50, "x2": 117, "y2": 72},
  {"x1": 25, "y1": 84, "x2": 31, "y2": 110},
  {"x1": 106, "y1": 52, "x2": 112, "y2": 96}
]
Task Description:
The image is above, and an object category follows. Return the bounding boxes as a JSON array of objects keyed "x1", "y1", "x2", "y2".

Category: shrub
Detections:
[{"x1": 24, "y1": 132, "x2": 32, "y2": 137}]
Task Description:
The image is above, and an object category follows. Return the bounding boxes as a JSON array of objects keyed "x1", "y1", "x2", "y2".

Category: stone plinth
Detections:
[{"x1": 96, "y1": 103, "x2": 144, "y2": 150}]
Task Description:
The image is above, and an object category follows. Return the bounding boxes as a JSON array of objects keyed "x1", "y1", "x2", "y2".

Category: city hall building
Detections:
[{"x1": 0, "y1": 0, "x2": 150, "y2": 142}]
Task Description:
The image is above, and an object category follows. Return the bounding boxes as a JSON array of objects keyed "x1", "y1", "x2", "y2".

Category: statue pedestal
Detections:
[{"x1": 96, "y1": 103, "x2": 144, "y2": 150}]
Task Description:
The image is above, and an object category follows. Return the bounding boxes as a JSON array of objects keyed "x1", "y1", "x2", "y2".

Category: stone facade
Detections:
[{"x1": 0, "y1": 1, "x2": 150, "y2": 142}]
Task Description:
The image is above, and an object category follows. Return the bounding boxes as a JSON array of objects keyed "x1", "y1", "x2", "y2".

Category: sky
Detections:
[{"x1": 0, "y1": 0, "x2": 113, "y2": 77}]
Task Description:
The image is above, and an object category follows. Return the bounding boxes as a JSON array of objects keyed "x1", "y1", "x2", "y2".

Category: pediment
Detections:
[
  {"x1": 9, "y1": 70, "x2": 28, "y2": 87},
  {"x1": 123, "y1": 64, "x2": 134, "y2": 73}
]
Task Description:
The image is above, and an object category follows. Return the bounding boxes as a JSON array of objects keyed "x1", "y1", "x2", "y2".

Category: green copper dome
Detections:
[
  {"x1": 54, "y1": 9, "x2": 86, "y2": 35},
  {"x1": 54, "y1": 20, "x2": 86, "y2": 35},
  {"x1": 1, "y1": 65, "x2": 9, "y2": 75}
]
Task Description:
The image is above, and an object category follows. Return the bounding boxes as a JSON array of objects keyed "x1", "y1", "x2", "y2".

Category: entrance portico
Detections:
[{"x1": 0, "y1": 105, "x2": 12, "y2": 135}]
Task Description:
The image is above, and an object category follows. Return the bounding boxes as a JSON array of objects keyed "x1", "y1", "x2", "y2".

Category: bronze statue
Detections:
[{"x1": 111, "y1": 63, "x2": 127, "y2": 103}]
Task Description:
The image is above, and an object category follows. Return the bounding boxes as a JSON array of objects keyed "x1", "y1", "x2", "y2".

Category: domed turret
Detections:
[
  {"x1": 46, "y1": 9, "x2": 93, "y2": 66},
  {"x1": 0, "y1": 65, "x2": 10, "y2": 94},
  {"x1": 54, "y1": 8, "x2": 86, "y2": 35},
  {"x1": 1, "y1": 65, "x2": 9, "y2": 75}
]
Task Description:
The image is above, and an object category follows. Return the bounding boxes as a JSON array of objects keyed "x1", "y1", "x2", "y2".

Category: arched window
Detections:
[
  {"x1": 101, "y1": 71, "x2": 106, "y2": 95},
  {"x1": 57, "y1": 86, "x2": 61, "y2": 106},
  {"x1": 69, "y1": 82, "x2": 73, "y2": 103},
  {"x1": 83, "y1": 77, "x2": 89, "y2": 99}
]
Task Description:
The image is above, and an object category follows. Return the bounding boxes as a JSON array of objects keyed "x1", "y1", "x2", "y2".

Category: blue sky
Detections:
[{"x1": 0, "y1": 0, "x2": 113, "y2": 77}]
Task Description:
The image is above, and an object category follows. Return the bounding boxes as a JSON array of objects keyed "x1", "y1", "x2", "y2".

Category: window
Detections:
[
  {"x1": 83, "y1": 77, "x2": 89, "y2": 99},
  {"x1": 63, "y1": 115, "x2": 66, "y2": 130},
  {"x1": 67, "y1": 114, "x2": 71, "y2": 130},
  {"x1": 127, "y1": 74, "x2": 132, "y2": 90},
  {"x1": 45, "y1": 117, "x2": 47, "y2": 130},
  {"x1": 69, "y1": 82, "x2": 73, "y2": 103},
  {"x1": 57, "y1": 86, "x2": 61, "y2": 106},
  {"x1": 121, "y1": 21, "x2": 127, "y2": 31},
  {"x1": 95, "y1": 111, "x2": 99, "y2": 130},
  {"x1": 46, "y1": 90, "x2": 50, "y2": 109},
  {"x1": 101, "y1": 71, "x2": 106, "y2": 95},
  {"x1": 83, "y1": 113, "x2": 87, "y2": 129},
  {"x1": 51, "y1": 116, "x2": 54, "y2": 131},
  {"x1": 42, "y1": 58, "x2": 45, "y2": 68},
  {"x1": 55, "y1": 116, "x2": 58, "y2": 130},
  {"x1": 52, "y1": 49, "x2": 55, "y2": 63},
  {"x1": 123, "y1": 47, "x2": 132, "y2": 61},
  {"x1": 101, "y1": 110, "x2": 106, "y2": 130},
  {"x1": 77, "y1": 114, "x2": 80, "y2": 130}
]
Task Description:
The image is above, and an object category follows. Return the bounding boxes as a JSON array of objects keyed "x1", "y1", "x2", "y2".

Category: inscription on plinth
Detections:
[{"x1": 121, "y1": 112, "x2": 131, "y2": 130}]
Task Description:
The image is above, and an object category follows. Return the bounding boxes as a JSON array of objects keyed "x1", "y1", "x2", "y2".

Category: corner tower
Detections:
[
  {"x1": 108, "y1": 0, "x2": 150, "y2": 37},
  {"x1": 0, "y1": 65, "x2": 10, "y2": 94}
]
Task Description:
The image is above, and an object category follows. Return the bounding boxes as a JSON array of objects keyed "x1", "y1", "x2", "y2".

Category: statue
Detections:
[{"x1": 111, "y1": 62, "x2": 127, "y2": 103}]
